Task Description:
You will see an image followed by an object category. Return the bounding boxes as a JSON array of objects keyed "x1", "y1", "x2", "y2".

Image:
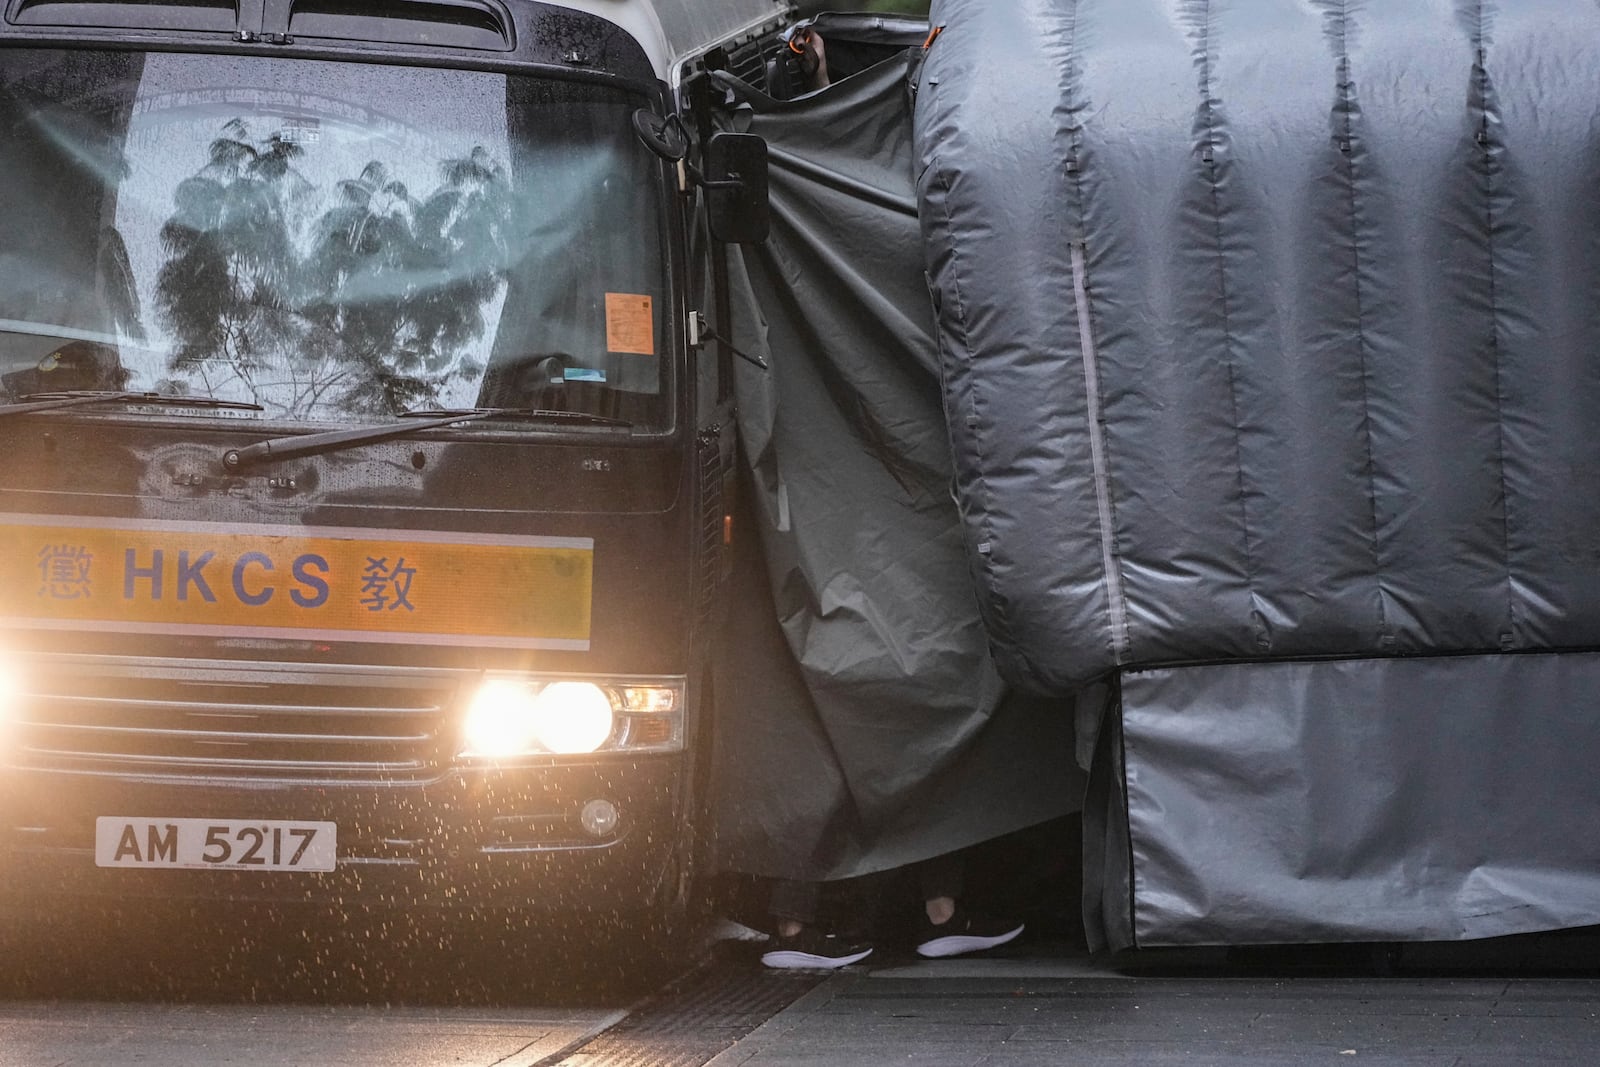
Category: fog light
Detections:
[
  {"x1": 580, "y1": 798, "x2": 620, "y2": 838},
  {"x1": 530, "y1": 682, "x2": 615, "y2": 755},
  {"x1": 462, "y1": 680, "x2": 540, "y2": 758}
]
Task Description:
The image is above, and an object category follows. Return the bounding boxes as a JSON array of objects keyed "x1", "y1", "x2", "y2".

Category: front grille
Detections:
[
  {"x1": 722, "y1": 36, "x2": 776, "y2": 90},
  {"x1": 487, "y1": 810, "x2": 596, "y2": 851},
  {"x1": 10, "y1": 655, "x2": 470, "y2": 784}
]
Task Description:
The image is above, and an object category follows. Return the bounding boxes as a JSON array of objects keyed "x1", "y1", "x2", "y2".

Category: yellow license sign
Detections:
[{"x1": 1, "y1": 514, "x2": 592, "y2": 650}]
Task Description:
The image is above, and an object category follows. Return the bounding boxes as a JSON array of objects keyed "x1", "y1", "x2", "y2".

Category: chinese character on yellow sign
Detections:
[
  {"x1": 37, "y1": 543, "x2": 94, "y2": 600},
  {"x1": 0, "y1": 515, "x2": 593, "y2": 650}
]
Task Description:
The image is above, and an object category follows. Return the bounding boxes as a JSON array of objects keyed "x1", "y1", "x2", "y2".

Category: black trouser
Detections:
[{"x1": 769, "y1": 851, "x2": 965, "y2": 926}]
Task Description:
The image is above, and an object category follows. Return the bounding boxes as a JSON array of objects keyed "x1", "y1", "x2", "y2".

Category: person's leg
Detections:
[
  {"x1": 916, "y1": 853, "x2": 964, "y2": 926},
  {"x1": 768, "y1": 878, "x2": 820, "y2": 939}
]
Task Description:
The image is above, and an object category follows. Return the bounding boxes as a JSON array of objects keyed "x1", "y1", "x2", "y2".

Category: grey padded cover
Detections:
[
  {"x1": 916, "y1": 0, "x2": 1600, "y2": 695},
  {"x1": 1089, "y1": 653, "x2": 1600, "y2": 949}
]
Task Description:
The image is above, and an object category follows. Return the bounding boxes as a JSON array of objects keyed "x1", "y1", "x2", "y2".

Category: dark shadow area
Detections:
[
  {"x1": 702, "y1": 815, "x2": 1086, "y2": 953},
  {"x1": 1112, "y1": 927, "x2": 1600, "y2": 980},
  {"x1": 0, "y1": 900, "x2": 684, "y2": 1006}
]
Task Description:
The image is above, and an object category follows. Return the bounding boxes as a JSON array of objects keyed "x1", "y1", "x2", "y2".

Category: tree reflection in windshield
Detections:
[
  {"x1": 1, "y1": 51, "x2": 671, "y2": 431},
  {"x1": 155, "y1": 119, "x2": 512, "y2": 419}
]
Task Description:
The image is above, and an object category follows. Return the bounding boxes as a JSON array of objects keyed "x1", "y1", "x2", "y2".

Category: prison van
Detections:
[{"x1": 0, "y1": 0, "x2": 778, "y2": 942}]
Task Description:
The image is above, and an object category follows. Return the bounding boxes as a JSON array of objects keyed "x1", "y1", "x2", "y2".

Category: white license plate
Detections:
[{"x1": 94, "y1": 817, "x2": 337, "y2": 872}]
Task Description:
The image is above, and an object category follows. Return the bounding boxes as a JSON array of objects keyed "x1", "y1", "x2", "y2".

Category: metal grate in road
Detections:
[{"x1": 549, "y1": 951, "x2": 825, "y2": 1067}]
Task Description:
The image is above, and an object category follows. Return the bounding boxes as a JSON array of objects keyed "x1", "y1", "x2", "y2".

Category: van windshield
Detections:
[{"x1": 0, "y1": 50, "x2": 672, "y2": 431}]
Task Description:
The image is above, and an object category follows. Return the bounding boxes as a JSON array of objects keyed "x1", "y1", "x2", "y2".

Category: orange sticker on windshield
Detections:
[{"x1": 605, "y1": 293, "x2": 656, "y2": 356}]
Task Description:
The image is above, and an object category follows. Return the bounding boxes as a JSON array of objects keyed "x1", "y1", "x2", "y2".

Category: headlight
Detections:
[
  {"x1": 529, "y1": 682, "x2": 614, "y2": 755},
  {"x1": 461, "y1": 680, "x2": 542, "y2": 759},
  {"x1": 0, "y1": 654, "x2": 21, "y2": 753},
  {"x1": 459, "y1": 675, "x2": 683, "y2": 761}
]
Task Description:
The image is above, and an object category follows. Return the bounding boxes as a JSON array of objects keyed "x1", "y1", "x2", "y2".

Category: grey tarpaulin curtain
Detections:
[
  {"x1": 1098, "y1": 653, "x2": 1600, "y2": 949},
  {"x1": 707, "y1": 54, "x2": 1083, "y2": 882}
]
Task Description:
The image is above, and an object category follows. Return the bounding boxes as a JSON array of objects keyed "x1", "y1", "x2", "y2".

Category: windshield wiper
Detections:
[
  {"x1": 222, "y1": 407, "x2": 631, "y2": 470},
  {"x1": 398, "y1": 406, "x2": 632, "y2": 428},
  {"x1": 0, "y1": 391, "x2": 265, "y2": 420}
]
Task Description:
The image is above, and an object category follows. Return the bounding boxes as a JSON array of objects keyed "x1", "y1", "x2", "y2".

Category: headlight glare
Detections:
[
  {"x1": 530, "y1": 681, "x2": 615, "y2": 755},
  {"x1": 461, "y1": 679, "x2": 541, "y2": 759},
  {"x1": 0, "y1": 655, "x2": 20, "y2": 731}
]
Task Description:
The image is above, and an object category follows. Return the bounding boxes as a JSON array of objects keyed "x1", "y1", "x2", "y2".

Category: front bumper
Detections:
[{"x1": 0, "y1": 757, "x2": 687, "y2": 912}]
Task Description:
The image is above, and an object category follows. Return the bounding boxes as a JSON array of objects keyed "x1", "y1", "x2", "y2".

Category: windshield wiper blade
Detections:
[
  {"x1": 398, "y1": 406, "x2": 633, "y2": 428},
  {"x1": 0, "y1": 391, "x2": 265, "y2": 421},
  {"x1": 221, "y1": 407, "x2": 629, "y2": 470},
  {"x1": 0, "y1": 390, "x2": 141, "y2": 418}
]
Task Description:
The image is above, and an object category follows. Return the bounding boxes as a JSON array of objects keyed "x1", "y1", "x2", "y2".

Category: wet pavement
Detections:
[
  {"x1": 702, "y1": 960, "x2": 1600, "y2": 1066},
  {"x1": 0, "y1": 1001, "x2": 625, "y2": 1066},
  {"x1": 7, "y1": 910, "x2": 1600, "y2": 1066},
  {"x1": 0, "y1": 903, "x2": 652, "y2": 1066},
  {"x1": 550, "y1": 934, "x2": 1600, "y2": 1067}
]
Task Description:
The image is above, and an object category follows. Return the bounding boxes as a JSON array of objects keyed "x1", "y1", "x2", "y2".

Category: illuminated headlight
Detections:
[
  {"x1": 0, "y1": 654, "x2": 19, "y2": 750},
  {"x1": 529, "y1": 682, "x2": 614, "y2": 754},
  {"x1": 461, "y1": 680, "x2": 543, "y2": 758},
  {"x1": 459, "y1": 676, "x2": 684, "y2": 760}
]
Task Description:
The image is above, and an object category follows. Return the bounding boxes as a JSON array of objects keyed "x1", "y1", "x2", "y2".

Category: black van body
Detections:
[{"x1": 0, "y1": 0, "x2": 735, "y2": 929}]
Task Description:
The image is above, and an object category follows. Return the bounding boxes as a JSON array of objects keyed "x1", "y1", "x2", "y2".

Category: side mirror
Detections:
[{"x1": 704, "y1": 132, "x2": 770, "y2": 245}]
